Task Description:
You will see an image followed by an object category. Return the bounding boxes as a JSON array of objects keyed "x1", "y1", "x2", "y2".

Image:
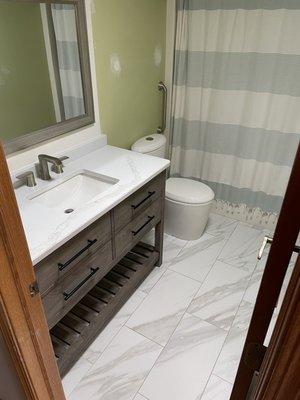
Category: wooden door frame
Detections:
[
  {"x1": 231, "y1": 144, "x2": 300, "y2": 399},
  {"x1": 252, "y1": 254, "x2": 300, "y2": 399},
  {"x1": 0, "y1": 143, "x2": 65, "y2": 400}
]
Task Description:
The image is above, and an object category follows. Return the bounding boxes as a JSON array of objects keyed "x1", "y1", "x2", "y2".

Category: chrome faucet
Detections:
[{"x1": 38, "y1": 154, "x2": 68, "y2": 180}]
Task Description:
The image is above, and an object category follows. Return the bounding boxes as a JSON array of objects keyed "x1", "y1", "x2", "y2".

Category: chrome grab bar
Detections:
[{"x1": 157, "y1": 81, "x2": 167, "y2": 134}]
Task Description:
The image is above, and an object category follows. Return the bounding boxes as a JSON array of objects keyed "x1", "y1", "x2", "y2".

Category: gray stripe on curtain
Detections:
[
  {"x1": 56, "y1": 41, "x2": 81, "y2": 71},
  {"x1": 177, "y1": 0, "x2": 300, "y2": 10},
  {"x1": 173, "y1": 174, "x2": 283, "y2": 213},
  {"x1": 172, "y1": 119, "x2": 299, "y2": 166},
  {"x1": 174, "y1": 51, "x2": 300, "y2": 96}
]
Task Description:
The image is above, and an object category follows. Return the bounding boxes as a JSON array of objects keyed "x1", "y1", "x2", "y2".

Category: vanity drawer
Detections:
[
  {"x1": 43, "y1": 241, "x2": 113, "y2": 328},
  {"x1": 36, "y1": 212, "x2": 111, "y2": 296},
  {"x1": 114, "y1": 172, "x2": 165, "y2": 232},
  {"x1": 115, "y1": 198, "x2": 162, "y2": 258}
]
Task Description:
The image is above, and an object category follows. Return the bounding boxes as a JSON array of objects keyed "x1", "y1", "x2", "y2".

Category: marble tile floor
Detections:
[{"x1": 63, "y1": 213, "x2": 289, "y2": 400}]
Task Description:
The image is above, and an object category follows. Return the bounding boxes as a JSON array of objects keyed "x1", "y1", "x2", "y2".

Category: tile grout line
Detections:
[
  {"x1": 131, "y1": 307, "x2": 189, "y2": 400},
  {"x1": 124, "y1": 324, "x2": 167, "y2": 348},
  {"x1": 165, "y1": 266, "x2": 204, "y2": 283},
  {"x1": 136, "y1": 394, "x2": 150, "y2": 400},
  {"x1": 140, "y1": 234, "x2": 190, "y2": 294},
  {"x1": 140, "y1": 261, "x2": 173, "y2": 295},
  {"x1": 188, "y1": 314, "x2": 232, "y2": 399},
  {"x1": 200, "y1": 321, "x2": 237, "y2": 396},
  {"x1": 209, "y1": 289, "x2": 253, "y2": 389},
  {"x1": 200, "y1": 372, "x2": 234, "y2": 400},
  {"x1": 213, "y1": 372, "x2": 235, "y2": 386},
  {"x1": 126, "y1": 325, "x2": 164, "y2": 400},
  {"x1": 171, "y1": 310, "x2": 235, "y2": 400},
  {"x1": 185, "y1": 220, "x2": 243, "y2": 315},
  {"x1": 175, "y1": 311, "x2": 233, "y2": 400},
  {"x1": 217, "y1": 257, "x2": 256, "y2": 273},
  {"x1": 198, "y1": 225, "x2": 239, "y2": 283}
]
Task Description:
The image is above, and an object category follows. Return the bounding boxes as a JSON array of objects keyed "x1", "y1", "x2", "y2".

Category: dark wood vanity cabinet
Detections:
[{"x1": 35, "y1": 171, "x2": 166, "y2": 376}]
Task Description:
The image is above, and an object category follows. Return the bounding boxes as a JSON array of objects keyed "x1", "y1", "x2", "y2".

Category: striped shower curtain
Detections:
[
  {"x1": 51, "y1": 4, "x2": 84, "y2": 119},
  {"x1": 171, "y1": 0, "x2": 300, "y2": 225}
]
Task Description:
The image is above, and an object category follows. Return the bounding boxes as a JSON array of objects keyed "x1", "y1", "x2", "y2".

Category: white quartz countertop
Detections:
[{"x1": 15, "y1": 145, "x2": 170, "y2": 265}]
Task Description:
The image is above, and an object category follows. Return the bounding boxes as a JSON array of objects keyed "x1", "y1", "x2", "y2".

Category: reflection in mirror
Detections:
[{"x1": 0, "y1": 1, "x2": 85, "y2": 142}]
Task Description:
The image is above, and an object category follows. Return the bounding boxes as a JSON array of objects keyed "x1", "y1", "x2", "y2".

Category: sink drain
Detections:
[{"x1": 64, "y1": 208, "x2": 74, "y2": 214}]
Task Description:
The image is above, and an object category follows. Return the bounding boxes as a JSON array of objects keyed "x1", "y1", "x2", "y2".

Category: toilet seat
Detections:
[{"x1": 166, "y1": 178, "x2": 214, "y2": 204}]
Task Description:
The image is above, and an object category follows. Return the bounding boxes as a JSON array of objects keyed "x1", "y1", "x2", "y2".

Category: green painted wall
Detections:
[
  {"x1": 92, "y1": 0, "x2": 166, "y2": 149},
  {"x1": 0, "y1": 2, "x2": 56, "y2": 141}
]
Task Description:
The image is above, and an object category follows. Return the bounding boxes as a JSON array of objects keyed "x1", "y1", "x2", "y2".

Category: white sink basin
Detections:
[{"x1": 30, "y1": 170, "x2": 119, "y2": 211}]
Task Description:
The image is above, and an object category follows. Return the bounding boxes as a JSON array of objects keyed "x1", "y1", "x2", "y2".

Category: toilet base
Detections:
[{"x1": 165, "y1": 197, "x2": 212, "y2": 241}]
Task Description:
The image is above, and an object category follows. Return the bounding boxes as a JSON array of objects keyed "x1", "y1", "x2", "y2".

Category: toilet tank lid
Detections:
[
  {"x1": 131, "y1": 134, "x2": 166, "y2": 153},
  {"x1": 166, "y1": 178, "x2": 215, "y2": 204}
]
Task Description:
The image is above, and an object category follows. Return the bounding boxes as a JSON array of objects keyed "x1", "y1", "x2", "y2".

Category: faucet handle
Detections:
[
  {"x1": 16, "y1": 171, "x2": 37, "y2": 187},
  {"x1": 59, "y1": 156, "x2": 69, "y2": 163},
  {"x1": 51, "y1": 156, "x2": 69, "y2": 174}
]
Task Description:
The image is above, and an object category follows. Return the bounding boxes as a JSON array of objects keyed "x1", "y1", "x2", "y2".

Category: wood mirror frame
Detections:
[{"x1": 3, "y1": 0, "x2": 94, "y2": 155}]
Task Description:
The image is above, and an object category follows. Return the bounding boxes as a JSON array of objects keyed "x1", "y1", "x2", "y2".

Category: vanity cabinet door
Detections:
[
  {"x1": 114, "y1": 172, "x2": 164, "y2": 232},
  {"x1": 35, "y1": 213, "x2": 111, "y2": 296},
  {"x1": 115, "y1": 198, "x2": 162, "y2": 258},
  {"x1": 43, "y1": 241, "x2": 113, "y2": 329}
]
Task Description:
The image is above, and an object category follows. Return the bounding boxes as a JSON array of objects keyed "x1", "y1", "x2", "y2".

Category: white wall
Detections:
[{"x1": 7, "y1": 0, "x2": 104, "y2": 173}]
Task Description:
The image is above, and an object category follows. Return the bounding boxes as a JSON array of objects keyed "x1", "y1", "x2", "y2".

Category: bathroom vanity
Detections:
[
  {"x1": 14, "y1": 144, "x2": 169, "y2": 377},
  {"x1": 38, "y1": 172, "x2": 165, "y2": 375}
]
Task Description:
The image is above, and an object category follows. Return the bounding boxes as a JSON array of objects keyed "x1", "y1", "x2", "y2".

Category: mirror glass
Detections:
[{"x1": 0, "y1": 1, "x2": 86, "y2": 142}]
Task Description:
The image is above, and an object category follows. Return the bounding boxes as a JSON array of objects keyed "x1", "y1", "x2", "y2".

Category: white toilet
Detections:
[{"x1": 131, "y1": 134, "x2": 215, "y2": 240}]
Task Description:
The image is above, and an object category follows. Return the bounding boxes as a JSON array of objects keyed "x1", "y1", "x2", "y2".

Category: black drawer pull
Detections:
[
  {"x1": 131, "y1": 191, "x2": 156, "y2": 210},
  {"x1": 132, "y1": 216, "x2": 155, "y2": 236},
  {"x1": 63, "y1": 267, "x2": 99, "y2": 301},
  {"x1": 58, "y1": 239, "x2": 98, "y2": 271}
]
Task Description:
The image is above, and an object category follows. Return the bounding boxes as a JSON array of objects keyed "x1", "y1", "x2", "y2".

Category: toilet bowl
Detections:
[
  {"x1": 165, "y1": 178, "x2": 214, "y2": 240},
  {"x1": 131, "y1": 134, "x2": 215, "y2": 240}
]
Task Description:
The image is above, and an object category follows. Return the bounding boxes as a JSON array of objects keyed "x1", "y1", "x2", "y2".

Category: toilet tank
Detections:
[{"x1": 131, "y1": 134, "x2": 166, "y2": 158}]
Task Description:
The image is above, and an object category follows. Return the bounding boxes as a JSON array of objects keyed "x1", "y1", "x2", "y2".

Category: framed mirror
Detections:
[{"x1": 0, "y1": 0, "x2": 94, "y2": 154}]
